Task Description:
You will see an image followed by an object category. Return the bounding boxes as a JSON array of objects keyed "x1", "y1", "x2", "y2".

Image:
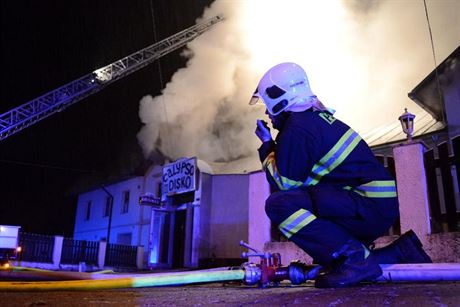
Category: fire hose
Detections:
[
  {"x1": 1, "y1": 241, "x2": 459, "y2": 291},
  {"x1": 0, "y1": 268, "x2": 245, "y2": 291}
]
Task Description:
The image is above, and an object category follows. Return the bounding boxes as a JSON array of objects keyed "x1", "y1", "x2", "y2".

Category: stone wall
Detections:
[
  {"x1": 264, "y1": 241, "x2": 313, "y2": 265},
  {"x1": 425, "y1": 232, "x2": 460, "y2": 263},
  {"x1": 264, "y1": 232, "x2": 460, "y2": 264}
]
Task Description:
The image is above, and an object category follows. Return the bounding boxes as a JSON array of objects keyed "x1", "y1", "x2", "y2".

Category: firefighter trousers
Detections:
[{"x1": 265, "y1": 185, "x2": 399, "y2": 265}]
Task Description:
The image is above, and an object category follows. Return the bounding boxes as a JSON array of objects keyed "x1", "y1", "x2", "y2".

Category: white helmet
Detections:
[{"x1": 250, "y1": 62, "x2": 316, "y2": 115}]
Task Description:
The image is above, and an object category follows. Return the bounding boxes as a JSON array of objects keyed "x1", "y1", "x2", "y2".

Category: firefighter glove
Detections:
[{"x1": 255, "y1": 119, "x2": 272, "y2": 142}]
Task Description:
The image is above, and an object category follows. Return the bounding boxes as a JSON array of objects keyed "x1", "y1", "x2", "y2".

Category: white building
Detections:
[
  {"x1": 73, "y1": 157, "x2": 272, "y2": 269},
  {"x1": 74, "y1": 176, "x2": 150, "y2": 248}
]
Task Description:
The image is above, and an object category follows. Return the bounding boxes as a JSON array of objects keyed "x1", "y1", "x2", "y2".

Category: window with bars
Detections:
[
  {"x1": 121, "y1": 191, "x2": 130, "y2": 214},
  {"x1": 85, "y1": 201, "x2": 92, "y2": 221}
]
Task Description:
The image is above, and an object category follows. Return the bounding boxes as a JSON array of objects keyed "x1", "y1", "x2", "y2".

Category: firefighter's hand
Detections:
[{"x1": 255, "y1": 119, "x2": 272, "y2": 142}]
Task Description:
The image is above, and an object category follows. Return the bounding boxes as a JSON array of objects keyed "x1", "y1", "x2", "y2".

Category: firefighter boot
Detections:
[
  {"x1": 372, "y1": 230, "x2": 432, "y2": 264},
  {"x1": 315, "y1": 240, "x2": 382, "y2": 288}
]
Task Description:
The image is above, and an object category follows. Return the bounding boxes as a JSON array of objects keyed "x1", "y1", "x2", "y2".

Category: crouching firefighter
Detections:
[{"x1": 250, "y1": 62, "x2": 432, "y2": 288}]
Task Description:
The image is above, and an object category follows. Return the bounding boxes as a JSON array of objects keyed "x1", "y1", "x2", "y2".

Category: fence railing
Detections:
[
  {"x1": 375, "y1": 155, "x2": 401, "y2": 236},
  {"x1": 424, "y1": 135, "x2": 460, "y2": 232},
  {"x1": 105, "y1": 243, "x2": 137, "y2": 267},
  {"x1": 18, "y1": 232, "x2": 54, "y2": 263},
  {"x1": 375, "y1": 135, "x2": 460, "y2": 234},
  {"x1": 60, "y1": 238, "x2": 99, "y2": 265},
  {"x1": 13, "y1": 233, "x2": 141, "y2": 269}
]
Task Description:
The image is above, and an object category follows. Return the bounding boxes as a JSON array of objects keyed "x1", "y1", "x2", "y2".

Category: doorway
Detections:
[
  {"x1": 172, "y1": 209, "x2": 187, "y2": 267},
  {"x1": 149, "y1": 205, "x2": 192, "y2": 268}
]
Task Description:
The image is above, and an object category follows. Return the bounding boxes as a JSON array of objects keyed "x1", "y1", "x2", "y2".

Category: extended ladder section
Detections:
[{"x1": 0, "y1": 15, "x2": 224, "y2": 141}]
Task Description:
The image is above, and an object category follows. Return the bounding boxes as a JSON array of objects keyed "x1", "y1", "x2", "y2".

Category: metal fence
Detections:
[
  {"x1": 105, "y1": 243, "x2": 137, "y2": 267},
  {"x1": 375, "y1": 155, "x2": 401, "y2": 236},
  {"x1": 424, "y1": 135, "x2": 460, "y2": 232},
  {"x1": 60, "y1": 238, "x2": 99, "y2": 265},
  {"x1": 18, "y1": 232, "x2": 54, "y2": 263}
]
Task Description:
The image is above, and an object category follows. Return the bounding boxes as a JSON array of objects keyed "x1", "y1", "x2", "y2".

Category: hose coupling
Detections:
[{"x1": 241, "y1": 262, "x2": 262, "y2": 285}]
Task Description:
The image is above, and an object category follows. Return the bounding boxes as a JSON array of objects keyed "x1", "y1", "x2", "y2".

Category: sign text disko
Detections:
[{"x1": 162, "y1": 157, "x2": 197, "y2": 197}]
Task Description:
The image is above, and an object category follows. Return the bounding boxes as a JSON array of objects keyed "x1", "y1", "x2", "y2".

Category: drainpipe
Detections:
[{"x1": 101, "y1": 186, "x2": 114, "y2": 244}]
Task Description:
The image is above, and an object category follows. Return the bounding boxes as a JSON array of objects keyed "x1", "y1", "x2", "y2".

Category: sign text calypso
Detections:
[{"x1": 162, "y1": 157, "x2": 197, "y2": 196}]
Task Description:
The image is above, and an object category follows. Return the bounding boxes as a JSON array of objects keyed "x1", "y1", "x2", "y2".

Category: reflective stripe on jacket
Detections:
[{"x1": 258, "y1": 110, "x2": 396, "y2": 197}]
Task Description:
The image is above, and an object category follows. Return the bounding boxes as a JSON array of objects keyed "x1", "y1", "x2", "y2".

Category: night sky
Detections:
[{"x1": 0, "y1": 0, "x2": 213, "y2": 235}]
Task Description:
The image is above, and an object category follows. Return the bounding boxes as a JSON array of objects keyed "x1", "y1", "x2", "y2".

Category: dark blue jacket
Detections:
[{"x1": 258, "y1": 110, "x2": 397, "y2": 198}]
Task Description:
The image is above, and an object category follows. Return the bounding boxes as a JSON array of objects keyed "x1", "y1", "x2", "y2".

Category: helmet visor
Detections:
[
  {"x1": 249, "y1": 96, "x2": 261, "y2": 105},
  {"x1": 249, "y1": 84, "x2": 287, "y2": 106},
  {"x1": 249, "y1": 87, "x2": 262, "y2": 105}
]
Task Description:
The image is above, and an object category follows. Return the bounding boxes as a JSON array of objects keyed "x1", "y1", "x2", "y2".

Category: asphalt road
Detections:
[{"x1": 1, "y1": 281, "x2": 459, "y2": 306}]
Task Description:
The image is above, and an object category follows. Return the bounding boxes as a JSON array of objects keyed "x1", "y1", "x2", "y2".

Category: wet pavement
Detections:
[{"x1": 1, "y1": 281, "x2": 459, "y2": 306}]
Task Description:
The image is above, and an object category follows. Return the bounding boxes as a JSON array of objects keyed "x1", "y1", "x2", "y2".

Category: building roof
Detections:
[
  {"x1": 363, "y1": 111, "x2": 444, "y2": 147},
  {"x1": 408, "y1": 45, "x2": 460, "y2": 122},
  {"x1": 366, "y1": 46, "x2": 460, "y2": 147},
  {"x1": 207, "y1": 155, "x2": 262, "y2": 174}
]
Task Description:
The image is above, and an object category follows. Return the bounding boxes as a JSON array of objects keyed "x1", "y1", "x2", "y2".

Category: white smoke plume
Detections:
[{"x1": 138, "y1": 0, "x2": 460, "y2": 165}]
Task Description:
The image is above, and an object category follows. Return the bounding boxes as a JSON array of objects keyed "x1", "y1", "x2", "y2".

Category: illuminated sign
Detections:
[{"x1": 162, "y1": 157, "x2": 197, "y2": 197}]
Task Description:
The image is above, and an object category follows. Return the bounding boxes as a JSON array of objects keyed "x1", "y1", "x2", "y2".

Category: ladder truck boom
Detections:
[{"x1": 0, "y1": 15, "x2": 224, "y2": 141}]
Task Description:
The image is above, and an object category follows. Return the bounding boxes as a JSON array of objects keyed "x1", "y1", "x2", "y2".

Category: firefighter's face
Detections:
[{"x1": 266, "y1": 109, "x2": 288, "y2": 131}]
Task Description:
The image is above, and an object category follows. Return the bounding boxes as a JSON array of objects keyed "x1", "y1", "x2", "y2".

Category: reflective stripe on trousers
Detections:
[
  {"x1": 278, "y1": 208, "x2": 317, "y2": 238},
  {"x1": 344, "y1": 180, "x2": 397, "y2": 198}
]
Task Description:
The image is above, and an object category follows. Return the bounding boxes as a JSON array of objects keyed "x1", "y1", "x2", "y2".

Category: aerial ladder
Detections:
[{"x1": 0, "y1": 15, "x2": 224, "y2": 141}]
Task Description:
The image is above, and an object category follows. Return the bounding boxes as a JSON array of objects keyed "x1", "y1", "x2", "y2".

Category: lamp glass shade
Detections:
[{"x1": 398, "y1": 108, "x2": 415, "y2": 139}]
